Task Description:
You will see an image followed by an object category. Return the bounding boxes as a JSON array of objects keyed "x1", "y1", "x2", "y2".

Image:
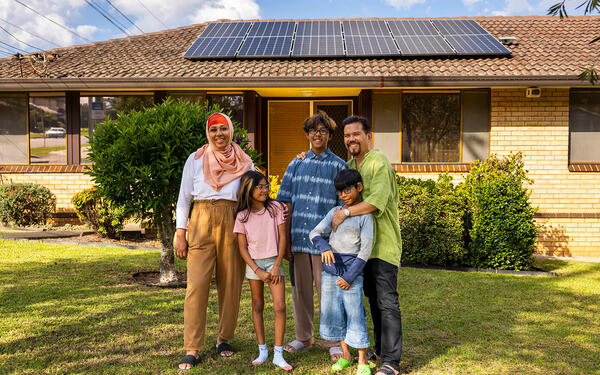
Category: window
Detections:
[
  {"x1": 372, "y1": 90, "x2": 489, "y2": 163},
  {"x1": 402, "y1": 93, "x2": 461, "y2": 162},
  {"x1": 570, "y1": 90, "x2": 600, "y2": 163},
  {"x1": 207, "y1": 94, "x2": 244, "y2": 126},
  {"x1": 29, "y1": 96, "x2": 66, "y2": 164},
  {"x1": 0, "y1": 94, "x2": 27, "y2": 164},
  {"x1": 168, "y1": 92, "x2": 206, "y2": 104},
  {"x1": 80, "y1": 95, "x2": 153, "y2": 163}
]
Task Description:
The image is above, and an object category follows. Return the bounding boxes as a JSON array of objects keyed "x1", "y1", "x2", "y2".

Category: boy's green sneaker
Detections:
[
  {"x1": 357, "y1": 364, "x2": 371, "y2": 375},
  {"x1": 332, "y1": 358, "x2": 352, "y2": 371}
]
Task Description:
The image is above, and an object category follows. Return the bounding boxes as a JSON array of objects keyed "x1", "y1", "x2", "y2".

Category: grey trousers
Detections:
[{"x1": 291, "y1": 252, "x2": 322, "y2": 342}]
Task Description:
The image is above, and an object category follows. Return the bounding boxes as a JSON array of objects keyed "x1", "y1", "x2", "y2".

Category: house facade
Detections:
[{"x1": 0, "y1": 16, "x2": 598, "y2": 258}]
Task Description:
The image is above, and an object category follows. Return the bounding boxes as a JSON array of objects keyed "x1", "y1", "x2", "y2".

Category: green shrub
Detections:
[
  {"x1": 0, "y1": 183, "x2": 56, "y2": 226},
  {"x1": 459, "y1": 153, "x2": 537, "y2": 270},
  {"x1": 72, "y1": 188, "x2": 126, "y2": 238},
  {"x1": 397, "y1": 174, "x2": 467, "y2": 266}
]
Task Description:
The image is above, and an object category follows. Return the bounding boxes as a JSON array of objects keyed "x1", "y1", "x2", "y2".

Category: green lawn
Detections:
[{"x1": 1, "y1": 239, "x2": 598, "y2": 375}]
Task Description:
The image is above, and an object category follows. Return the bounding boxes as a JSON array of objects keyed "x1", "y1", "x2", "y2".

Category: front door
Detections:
[{"x1": 268, "y1": 100, "x2": 352, "y2": 177}]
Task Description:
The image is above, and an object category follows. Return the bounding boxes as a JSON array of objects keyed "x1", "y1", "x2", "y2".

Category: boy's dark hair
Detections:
[
  {"x1": 334, "y1": 169, "x2": 363, "y2": 192},
  {"x1": 303, "y1": 111, "x2": 336, "y2": 135},
  {"x1": 341, "y1": 115, "x2": 371, "y2": 133}
]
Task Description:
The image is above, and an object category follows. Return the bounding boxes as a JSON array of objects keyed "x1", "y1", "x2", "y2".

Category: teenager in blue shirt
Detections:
[{"x1": 277, "y1": 112, "x2": 346, "y2": 357}]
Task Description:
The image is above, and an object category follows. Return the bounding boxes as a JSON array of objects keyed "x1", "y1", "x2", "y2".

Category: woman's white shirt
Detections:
[{"x1": 176, "y1": 152, "x2": 253, "y2": 229}]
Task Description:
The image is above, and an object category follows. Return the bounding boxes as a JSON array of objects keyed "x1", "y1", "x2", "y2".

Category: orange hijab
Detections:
[{"x1": 194, "y1": 113, "x2": 253, "y2": 191}]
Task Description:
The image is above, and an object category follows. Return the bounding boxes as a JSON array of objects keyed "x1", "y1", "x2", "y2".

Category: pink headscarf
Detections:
[{"x1": 194, "y1": 113, "x2": 252, "y2": 191}]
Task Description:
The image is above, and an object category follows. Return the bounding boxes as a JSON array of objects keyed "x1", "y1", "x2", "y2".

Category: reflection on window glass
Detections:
[
  {"x1": 207, "y1": 94, "x2": 243, "y2": 126},
  {"x1": 80, "y1": 95, "x2": 153, "y2": 163},
  {"x1": 0, "y1": 94, "x2": 27, "y2": 163},
  {"x1": 29, "y1": 96, "x2": 66, "y2": 164},
  {"x1": 570, "y1": 90, "x2": 600, "y2": 163},
  {"x1": 401, "y1": 93, "x2": 461, "y2": 163}
]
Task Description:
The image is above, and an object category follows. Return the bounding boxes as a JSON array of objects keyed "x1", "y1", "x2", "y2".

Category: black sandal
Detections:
[
  {"x1": 216, "y1": 342, "x2": 235, "y2": 357},
  {"x1": 178, "y1": 354, "x2": 200, "y2": 370},
  {"x1": 375, "y1": 365, "x2": 398, "y2": 375}
]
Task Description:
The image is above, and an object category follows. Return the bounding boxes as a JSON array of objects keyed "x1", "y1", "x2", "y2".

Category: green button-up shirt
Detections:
[{"x1": 348, "y1": 149, "x2": 402, "y2": 266}]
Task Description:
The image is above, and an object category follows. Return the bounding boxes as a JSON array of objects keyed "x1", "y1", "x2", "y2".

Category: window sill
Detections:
[
  {"x1": 568, "y1": 164, "x2": 600, "y2": 172},
  {"x1": 0, "y1": 165, "x2": 87, "y2": 173},
  {"x1": 391, "y1": 163, "x2": 471, "y2": 173}
]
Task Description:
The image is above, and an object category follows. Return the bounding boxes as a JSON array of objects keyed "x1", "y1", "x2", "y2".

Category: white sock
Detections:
[
  {"x1": 252, "y1": 344, "x2": 268, "y2": 364},
  {"x1": 273, "y1": 345, "x2": 292, "y2": 370}
]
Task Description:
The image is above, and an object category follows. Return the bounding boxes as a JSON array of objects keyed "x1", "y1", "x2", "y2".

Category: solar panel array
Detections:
[{"x1": 183, "y1": 19, "x2": 511, "y2": 59}]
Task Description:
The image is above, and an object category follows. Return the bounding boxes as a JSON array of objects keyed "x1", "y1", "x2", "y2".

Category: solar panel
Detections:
[
  {"x1": 432, "y1": 19, "x2": 510, "y2": 55},
  {"x1": 432, "y1": 19, "x2": 486, "y2": 35},
  {"x1": 200, "y1": 22, "x2": 251, "y2": 38},
  {"x1": 248, "y1": 21, "x2": 295, "y2": 37},
  {"x1": 183, "y1": 37, "x2": 244, "y2": 58},
  {"x1": 395, "y1": 35, "x2": 454, "y2": 55},
  {"x1": 345, "y1": 35, "x2": 399, "y2": 56},
  {"x1": 292, "y1": 36, "x2": 344, "y2": 56},
  {"x1": 238, "y1": 36, "x2": 293, "y2": 57},
  {"x1": 387, "y1": 20, "x2": 438, "y2": 36},
  {"x1": 343, "y1": 20, "x2": 390, "y2": 36},
  {"x1": 296, "y1": 20, "x2": 342, "y2": 36}
]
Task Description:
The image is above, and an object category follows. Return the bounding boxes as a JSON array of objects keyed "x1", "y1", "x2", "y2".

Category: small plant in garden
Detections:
[
  {"x1": 72, "y1": 188, "x2": 126, "y2": 238},
  {"x1": 87, "y1": 98, "x2": 260, "y2": 283},
  {"x1": 0, "y1": 183, "x2": 56, "y2": 226},
  {"x1": 397, "y1": 174, "x2": 466, "y2": 267},
  {"x1": 459, "y1": 153, "x2": 537, "y2": 270}
]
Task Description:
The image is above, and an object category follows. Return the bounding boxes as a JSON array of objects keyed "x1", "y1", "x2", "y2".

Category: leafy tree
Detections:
[
  {"x1": 548, "y1": 0, "x2": 600, "y2": 84},
  {"x1": 87, "y1": 98, "x2": 260, "y2": 283}
]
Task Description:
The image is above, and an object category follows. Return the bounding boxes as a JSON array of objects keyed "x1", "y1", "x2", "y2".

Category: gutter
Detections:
[{"x1": 0, "y1": 75, "x2": 594, "y2": 90}]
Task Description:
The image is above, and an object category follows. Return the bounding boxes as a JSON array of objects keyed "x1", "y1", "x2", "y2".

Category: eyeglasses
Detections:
[
  {"x1": 308, "y1": 129, "x2": 329, "y2": 136},
  {"x1": 256, "y1": 184, "x2": 271, "y2": 191},
  {"x1": 336, "y1": 185, "x2": 356, "y2": 196}
]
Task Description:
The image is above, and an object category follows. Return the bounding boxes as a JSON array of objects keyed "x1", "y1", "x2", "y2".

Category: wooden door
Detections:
[{"x1": 268, "y1": 101, "x2": 310, "y2": 177}]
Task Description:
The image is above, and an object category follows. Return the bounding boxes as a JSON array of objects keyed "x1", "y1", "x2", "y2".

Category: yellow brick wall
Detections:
[
  {"x1": 491, "y1": 88, "x2": 600, "y2": 258},
  {"x1": 0, "y1": 173, "x2": 94, "y2": 211}
]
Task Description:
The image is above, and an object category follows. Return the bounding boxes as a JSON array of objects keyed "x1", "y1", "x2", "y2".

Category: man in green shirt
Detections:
[{"x1": 331, "y1": 115, "x2": 402, "y2": 375}]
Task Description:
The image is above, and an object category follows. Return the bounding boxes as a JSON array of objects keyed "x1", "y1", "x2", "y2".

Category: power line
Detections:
[
  {"x1": 0, "y1": 47, "x2": 15, "y2": 55},
  {"x1": 136, "y1": 0, "x2": 168, "y2": 29},
  {"x1": 13, "y1": 0, "x2": 93, "y2": 43},
  {"x1": 105, "y1": 0, "x2": 144, "y2": 34},
  {"x1": 0, "y1": 17, "x2": 62, "y2": 49},
  {"x1": 85, "y1": 0, "x2": 131, "y2": 36},
  {"x1": 0, "y1": 23, "x2": 43, "y2": 51},
  {"x1": 0, "y1": 39, "x2": 28, "y2": 54}
]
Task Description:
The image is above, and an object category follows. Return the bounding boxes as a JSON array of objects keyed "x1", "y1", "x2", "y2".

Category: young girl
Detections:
[{"x1": 233, "y1": 170, "x2": 292, "y2": 371}]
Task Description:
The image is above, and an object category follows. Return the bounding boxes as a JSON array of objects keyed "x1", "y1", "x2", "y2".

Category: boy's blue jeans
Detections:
[{"x1": 319, "y1": 271, "x2": 370, "y2": 349}]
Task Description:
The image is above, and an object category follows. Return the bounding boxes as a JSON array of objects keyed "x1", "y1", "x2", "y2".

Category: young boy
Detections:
[{"x1": 309, "y1": 169, "x2": 373, "y2": 375}]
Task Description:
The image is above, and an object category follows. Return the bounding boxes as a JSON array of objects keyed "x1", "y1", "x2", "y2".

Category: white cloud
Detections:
[
  {"x1": 491, "y1": 0, "x2": 535, "y2": 16},
  {"x1": 463, "y1": 0, "x2": 481, "y2": 6},
  {"x1": 112, "y1": 0, "x2": 260, "y2": 34},
  {"x1": 384, "y1": 0, "x2": 426, "y2": 10},
  {"x1": 0, "y1": 0, "x2": 97, "y2": 52}
]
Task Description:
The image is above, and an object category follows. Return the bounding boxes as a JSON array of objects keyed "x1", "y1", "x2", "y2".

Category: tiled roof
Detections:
[{"x1": 0, "y1": 16, "x2": 598, "y2": 87}]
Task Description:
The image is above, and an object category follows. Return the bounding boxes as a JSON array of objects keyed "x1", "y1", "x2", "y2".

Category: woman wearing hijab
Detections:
[{"x1": 175, "y1": 113, "x2": 254, "y2": 370}]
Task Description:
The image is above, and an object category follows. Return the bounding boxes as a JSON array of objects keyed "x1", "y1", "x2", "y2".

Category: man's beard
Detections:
[{"x1": 347, "y1": 142, "x2": 361, "y2": 156}]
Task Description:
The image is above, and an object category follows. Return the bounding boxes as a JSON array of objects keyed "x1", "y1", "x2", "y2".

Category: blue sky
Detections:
[{"x1": 0, "y1": 0, "x2": 586, "y2": 55}]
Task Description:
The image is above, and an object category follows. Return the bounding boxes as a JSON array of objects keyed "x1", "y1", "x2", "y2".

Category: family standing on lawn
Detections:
[{"x1": 174, "y1": 111, "x2": 403, "y2": 375}]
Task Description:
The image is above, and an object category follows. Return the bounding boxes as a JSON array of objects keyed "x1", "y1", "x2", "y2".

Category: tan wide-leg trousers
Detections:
[
  {"x1": 291, "y1": 252, "x2": 323, "y2": 342},
  {"x1": 183, "y1": 200, "x2": 245, "y2": 351}
]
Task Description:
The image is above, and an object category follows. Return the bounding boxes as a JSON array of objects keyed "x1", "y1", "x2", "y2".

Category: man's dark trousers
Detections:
[{"x1": 363, "y1": 258, "x2": 402, "y2": 371}]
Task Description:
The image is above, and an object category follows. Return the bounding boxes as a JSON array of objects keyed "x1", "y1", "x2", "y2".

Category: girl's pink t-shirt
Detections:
[{"x1": 233, "y1": 203, "x2": 285, "y2": 260}]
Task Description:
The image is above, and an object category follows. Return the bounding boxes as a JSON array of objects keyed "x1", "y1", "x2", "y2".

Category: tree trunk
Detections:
[{"x1": 156, "y1": 207, "x2": 177, "y2": 284}]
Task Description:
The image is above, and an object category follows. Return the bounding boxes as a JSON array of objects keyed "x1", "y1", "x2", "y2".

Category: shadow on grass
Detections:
[{"x1": 1, "y1": 241, "x2": 599, "y2": 375}]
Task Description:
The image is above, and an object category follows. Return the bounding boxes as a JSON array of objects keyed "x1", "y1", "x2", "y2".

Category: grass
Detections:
[{"x1": 1, "y1": 240, "x2": 599, "y2": 375}]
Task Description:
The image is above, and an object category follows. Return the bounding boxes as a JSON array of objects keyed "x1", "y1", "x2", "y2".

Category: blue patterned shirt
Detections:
[{"x1": 277, "y1": 148, "x2": 347, "y2": 255}]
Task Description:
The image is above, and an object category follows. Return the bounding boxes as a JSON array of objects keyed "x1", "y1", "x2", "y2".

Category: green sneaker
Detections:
[
  {"x1": 357, "y1": 364, "x2": 371, "y2": 375},
  {"x1": 332, "y1": 358, "x2": 352, "y2": 371}
]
